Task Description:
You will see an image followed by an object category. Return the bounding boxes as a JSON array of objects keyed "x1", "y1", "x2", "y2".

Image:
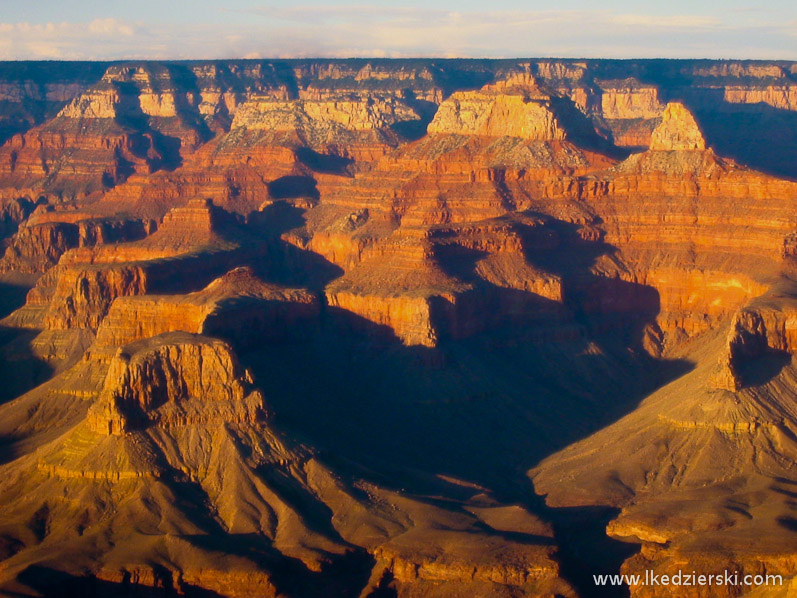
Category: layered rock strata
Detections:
[{"x1": 0, "y1": 58, "x2": 796, "y2": 598}]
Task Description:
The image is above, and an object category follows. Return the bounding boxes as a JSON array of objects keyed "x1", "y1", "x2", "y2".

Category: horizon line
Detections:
[{"x1": 1, "y1": 56, "x2": 795, "y2": 63}]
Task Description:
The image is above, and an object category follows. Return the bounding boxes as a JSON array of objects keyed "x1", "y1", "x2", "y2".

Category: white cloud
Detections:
[
  {"x1": 88, "y1": 18, "x2": 135, "y2": 37},
  {"x1": 0, "y1": 9, "x2": 793, "y2": 60},
  {"x1": 0, "y1": 19, "x2": 143, "y2": 60},
  {"x1": 609, "y1": 14, "x2": 720, "y2": 28}
]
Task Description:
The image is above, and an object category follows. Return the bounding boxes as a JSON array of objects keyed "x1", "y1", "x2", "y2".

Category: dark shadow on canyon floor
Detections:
[
  {"x1": 0, "y1": 201, "x2": 690, "y2": 596},
  {"x1": 736, "y1": 351, "x2": 792, "y2": 388},
  {"x1": 241, "y1": 312, "x2": 687, "y2": 597},
  {"x1": 0, "y1": 279, "x2": 30, "y2": 319},
  {"x1": 545, "y1": 506, "x2": 640, "y2": 598},
  {"x1": 16, "y1": 565, "x2": 224, "y2": 597},
  {"x1": 0, "y1": 326, "x2": 53, "y2": 405},
  {"x1": 236, "y1": 211, "x2": 691, "y2": 597}
]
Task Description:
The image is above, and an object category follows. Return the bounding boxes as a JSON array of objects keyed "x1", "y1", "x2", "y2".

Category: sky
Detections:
[{"x1": 0, "y1": 0, "x2": 794, "y2": 61}]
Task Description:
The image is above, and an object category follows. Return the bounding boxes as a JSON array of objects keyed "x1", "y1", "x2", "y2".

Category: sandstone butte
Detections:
[{"x1": 0, "y1": 59, "x2": 795, "y2": 598}]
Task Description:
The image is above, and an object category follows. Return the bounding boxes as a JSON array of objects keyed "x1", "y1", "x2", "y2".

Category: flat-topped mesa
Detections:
[
  {"x1": 92, "y1": 266, "x2": 320, "y2": 352},
  {"x1": 23, "y1": 201, "x2": 240, "y2": 331},
  {"x1": 325, "y1": 218, "x2": 569, "y2": 347},
  {"x1": 86, "y1": 332, "x2": 263, "y2": 435},
  {"x1": 158, "y1": 197, "x2": 218, "y2": 237},
  {"x1": 232, "y1": 95, "x2": 419, "y2": 133},
  {"x1": 59, "y1": 199, "x2": 223, "y2": 266},
  {"x1": 0, "y1": 207, "x2": 152, "y2": 274},
  {"x1": 227, "y1": 95, "x2": 421, "y2": 161},
  {"x1": 596, "y1": 78, "x2": 665, "y2": 121},
  {"x1": 427, "y1": 85, "x2": 567, "y2": 141},
  {"x1": 648, "y1": 102, "x2": 707, "y2": 151}
]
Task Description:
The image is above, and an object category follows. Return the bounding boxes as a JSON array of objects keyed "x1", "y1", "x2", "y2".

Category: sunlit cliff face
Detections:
[{"x1": 0, "y1": 59, "x2": 795, "y2": 598}]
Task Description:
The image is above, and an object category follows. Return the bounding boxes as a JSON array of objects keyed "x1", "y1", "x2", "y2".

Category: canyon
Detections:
[{"x1": 0, "y1": 58, "x2": 795, "y2": 598}]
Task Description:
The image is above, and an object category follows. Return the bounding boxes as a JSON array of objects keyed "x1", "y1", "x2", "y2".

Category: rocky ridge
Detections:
[{"x1": 0, "y1": 59, "x2": 796, "y2": 598}]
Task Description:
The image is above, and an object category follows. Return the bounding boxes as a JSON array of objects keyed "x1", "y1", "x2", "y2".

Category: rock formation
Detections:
[
  {"x1": 0, "y1": 58, "x2": 796, "y2": 597},
  {"x1": 648, "y1": 102, "x2": 707, "y2": 150},
  {"x1": 92, "y1": 266, "x2": 320, "y2": 353},
  {"x1": 427, "y1": 88, "x2": 567, "y2": 140},
  {"x1": 85, "y1": 332, "x2": 263, "y2": 434}
]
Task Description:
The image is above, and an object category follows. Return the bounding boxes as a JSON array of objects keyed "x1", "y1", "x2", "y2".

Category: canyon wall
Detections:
[{"x1": 0, "y1": 58, "x2": 795, "y2": 598}]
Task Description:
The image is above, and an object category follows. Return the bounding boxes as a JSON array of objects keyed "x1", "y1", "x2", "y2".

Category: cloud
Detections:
[
  {"x1": 88, "y1": 18, "x2": 135, "y2": 37},
  {"x1": 0, "y1": 8, "x2": 794, "y2": 60},
  {"x1": 609, "y1": 14, "x2": 720, "y2": 28},
  {"x1": 0, "y1": 19, "x2": 144, "y2": 60},
  {"x1": 225, "y1": 4, "x2": 435, "y2": 22}
]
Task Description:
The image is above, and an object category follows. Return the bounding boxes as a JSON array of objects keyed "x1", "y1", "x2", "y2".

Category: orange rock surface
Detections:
[{"x1": 0, "y1": 58, "x2": 797, "y2": 598}]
